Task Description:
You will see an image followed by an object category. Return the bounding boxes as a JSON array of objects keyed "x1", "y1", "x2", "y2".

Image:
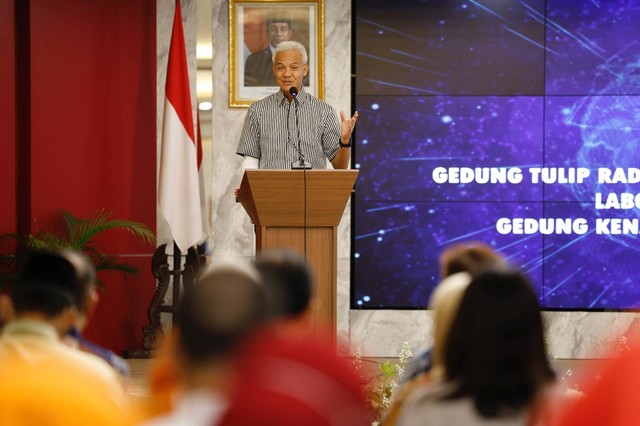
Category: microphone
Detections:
[{"x1": 289, "y1": 86, "x2": 311, "y2": 169}]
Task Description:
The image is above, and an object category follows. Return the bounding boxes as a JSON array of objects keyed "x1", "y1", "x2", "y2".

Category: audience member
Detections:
[
  {"x1": 66, "y1": 325, "x2": 131, "y2": 377},
  {"x1": 405, "y1": 242, "x2": 508, "y2": 383},
  {"x1": 217, "y1": 249, "x2": 370, "y2": 425},
  {"x1": 438, "y1": 241, "x2": 507, "y2": 279},
  {"x1": 385, "y1": 242, "x2": 507, "y2": 425},
  {"x1": 142, "y1": 261, "x2": 267, "y2": 426},
  {"x1": 254, "y1": 248, "x2": 316, "y2": 334},
  {"x1": 0, "y1": 364, "x2": 129, "y2": 426},
  {"x1": 429, "y1": 242, "x2": 508, "y2": 379},
  {"x1": 0, "y1": 249, "x2": 126, "y2": 418},
  {"x1": 395, "y1": 270, "x2": 556, "y2": 426},
  {"x1": 218, "y1": 326, "x2": 370, "y2": 426},
  {"x1": 144, "y1": 251, "x2": 368, "y2": 425}
]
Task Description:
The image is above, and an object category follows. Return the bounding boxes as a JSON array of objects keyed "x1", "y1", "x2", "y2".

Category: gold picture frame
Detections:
[{"x1": 229, "y1": 0, "x2": 324, "y2": 108}]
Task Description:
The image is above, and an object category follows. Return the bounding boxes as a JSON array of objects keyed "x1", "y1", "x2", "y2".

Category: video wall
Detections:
[{"x1": 353, "y1": 0, "x2": 640, "y2": 310}]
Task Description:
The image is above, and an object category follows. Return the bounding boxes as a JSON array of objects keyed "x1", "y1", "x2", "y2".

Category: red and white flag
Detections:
[{"x1": 158, "y1": 0, "x2": 202, "y2": 252}]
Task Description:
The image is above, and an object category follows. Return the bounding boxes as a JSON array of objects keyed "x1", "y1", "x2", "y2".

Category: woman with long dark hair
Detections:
[{"x1": 396, "y1": 270, "x2": 556, "y2": 425}]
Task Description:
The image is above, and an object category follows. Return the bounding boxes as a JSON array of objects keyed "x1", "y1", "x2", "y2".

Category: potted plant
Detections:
[{"x1": 0, "y1": 208, "x2": 156, "y2": 290}]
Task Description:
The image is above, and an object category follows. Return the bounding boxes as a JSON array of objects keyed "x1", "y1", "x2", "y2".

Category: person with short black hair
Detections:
[
  {"x1": 255, "y1": 249, "x2": 313, "y2": 318},
  {"x1": 11, "y1": 248, "x2": 130, "y2": 376},
  {"x1": 0, "y1": 249, "x2": 125, "y2": 411},
  {"x1": 11, "y1": 248, "x2": 97, "y2": 319}
]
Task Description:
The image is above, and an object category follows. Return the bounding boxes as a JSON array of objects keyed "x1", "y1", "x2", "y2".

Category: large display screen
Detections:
[{"x1": 353, "y1": 0, "x2": 640, "y2": 310}]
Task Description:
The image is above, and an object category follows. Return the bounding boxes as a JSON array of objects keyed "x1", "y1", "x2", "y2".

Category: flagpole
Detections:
[{"x1": 172, "y1": 241, "x2": 182, "y2": 307}]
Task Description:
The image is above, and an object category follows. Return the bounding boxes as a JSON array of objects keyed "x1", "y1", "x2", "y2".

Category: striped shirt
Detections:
[{"x1": 237, "y1": 89, "x2": 340, "y2": 169}]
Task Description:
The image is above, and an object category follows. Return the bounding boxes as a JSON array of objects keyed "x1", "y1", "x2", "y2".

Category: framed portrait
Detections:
[{"x1": 229, "y1": 0, "x2": 324, "y2": 108}]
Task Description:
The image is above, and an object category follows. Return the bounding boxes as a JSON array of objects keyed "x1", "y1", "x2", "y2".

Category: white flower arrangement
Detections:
[{"x1": 352, "y1": 342, "x2": 413, "y2": 425}]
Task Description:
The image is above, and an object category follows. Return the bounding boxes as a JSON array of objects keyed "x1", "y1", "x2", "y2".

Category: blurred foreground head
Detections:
[
  {"x1": 175, "y1": 261, "x2": 267, "y2": 367},
  {"x1": 13, "y1": 249, "x2": 96, "y2": 317},
  {"x1": 444, "y1": 270, "x2": 555, "y2": 417},
  {"x1": 438, "y1": 241, "x2": 507, "y2": 280},
  {"x1": 146, "y1": 261, "x2": 266, "y2": 418},
  {"x1": 254, "y1": 249, "x2": 313, "y2": 319},
  {"x1": 216, "y1": 254, "x2": 369, "y2": 425},
  {"x1": 430, "y1": 241, "x2": 508, "y2": 377}
]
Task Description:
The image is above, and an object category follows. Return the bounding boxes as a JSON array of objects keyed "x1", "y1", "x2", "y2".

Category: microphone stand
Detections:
[
  {"x1": 288, "y1": 87, "x2": 309, "y2": 262},
  {"x1": 290, "y1": 88, "x2": 311, "y2": 170}
]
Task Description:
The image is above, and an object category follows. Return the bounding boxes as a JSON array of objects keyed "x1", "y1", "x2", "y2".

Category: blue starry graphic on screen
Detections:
[
  {"x1": 545, "y1": 0, "x2": 640, "y2": 95},
  {"x1": 356, "y1": 0, "x2": 546, "y2": 96},
  {"x1": 354, "y1": 0, "x2": 640, "y2": 310}
]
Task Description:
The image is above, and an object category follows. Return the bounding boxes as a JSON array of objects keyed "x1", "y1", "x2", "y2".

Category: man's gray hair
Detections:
[{"x1": 272, "y1": 40, "x2": 308, "y2": 65}]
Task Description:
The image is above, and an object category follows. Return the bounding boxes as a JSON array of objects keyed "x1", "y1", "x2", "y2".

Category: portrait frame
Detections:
[{"x1": 229, "y1": 0, "x2": 324, "y2": 108}]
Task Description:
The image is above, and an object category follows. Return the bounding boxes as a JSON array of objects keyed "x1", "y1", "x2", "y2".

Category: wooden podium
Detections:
[{"x1": 236, "y1": 169, "x2": 358, "y2": 337}]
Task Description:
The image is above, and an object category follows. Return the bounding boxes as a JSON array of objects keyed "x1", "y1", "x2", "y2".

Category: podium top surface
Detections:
[{"x1": 236, "y1": 169, "x2": 358, "y2": 227}]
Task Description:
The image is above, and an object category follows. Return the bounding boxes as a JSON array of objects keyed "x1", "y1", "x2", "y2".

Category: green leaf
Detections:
[
  {"x1": 379, "y1": 360, "x2": 397, "y2": 378},
  {"x1": 0, "y1": 209, "x2": 156, "y2": 291},
  {"x1": 62, "y1": 209, "x2": 155, "y2": 249},
  {"x1": 28, "y1": 232, "x2": 67, "y2": 250}
]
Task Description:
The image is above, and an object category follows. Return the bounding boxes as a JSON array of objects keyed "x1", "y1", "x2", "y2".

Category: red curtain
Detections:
[
  {"x1": 3, "y1": 0, "x2": 157, "y2": 355},
  {"x1": 0, "y1": 0, "x2": 17, "y2": 244}
]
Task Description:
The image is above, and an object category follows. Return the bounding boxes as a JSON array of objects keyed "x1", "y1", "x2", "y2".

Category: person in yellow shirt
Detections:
[{"x1": 0, "y1": 249, "x2": 127, "y2": 424}]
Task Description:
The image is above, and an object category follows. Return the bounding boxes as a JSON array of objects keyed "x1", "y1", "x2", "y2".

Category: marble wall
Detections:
[
  {"x1": 157, "y1": 0, "x2": 640, "y2": 360},
  {"x1": 350, "y1": 309, "x2": 640, "y2": 359}
]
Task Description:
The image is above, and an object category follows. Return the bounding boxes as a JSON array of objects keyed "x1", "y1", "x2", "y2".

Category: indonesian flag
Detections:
[{"x1": 158, "y1": 0, "x2": 202, "y2": 252}]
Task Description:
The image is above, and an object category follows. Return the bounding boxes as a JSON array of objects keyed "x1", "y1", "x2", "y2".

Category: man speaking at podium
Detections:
[{"x1": 236, "y1": 41, "x2": 358, "y2": 171}]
